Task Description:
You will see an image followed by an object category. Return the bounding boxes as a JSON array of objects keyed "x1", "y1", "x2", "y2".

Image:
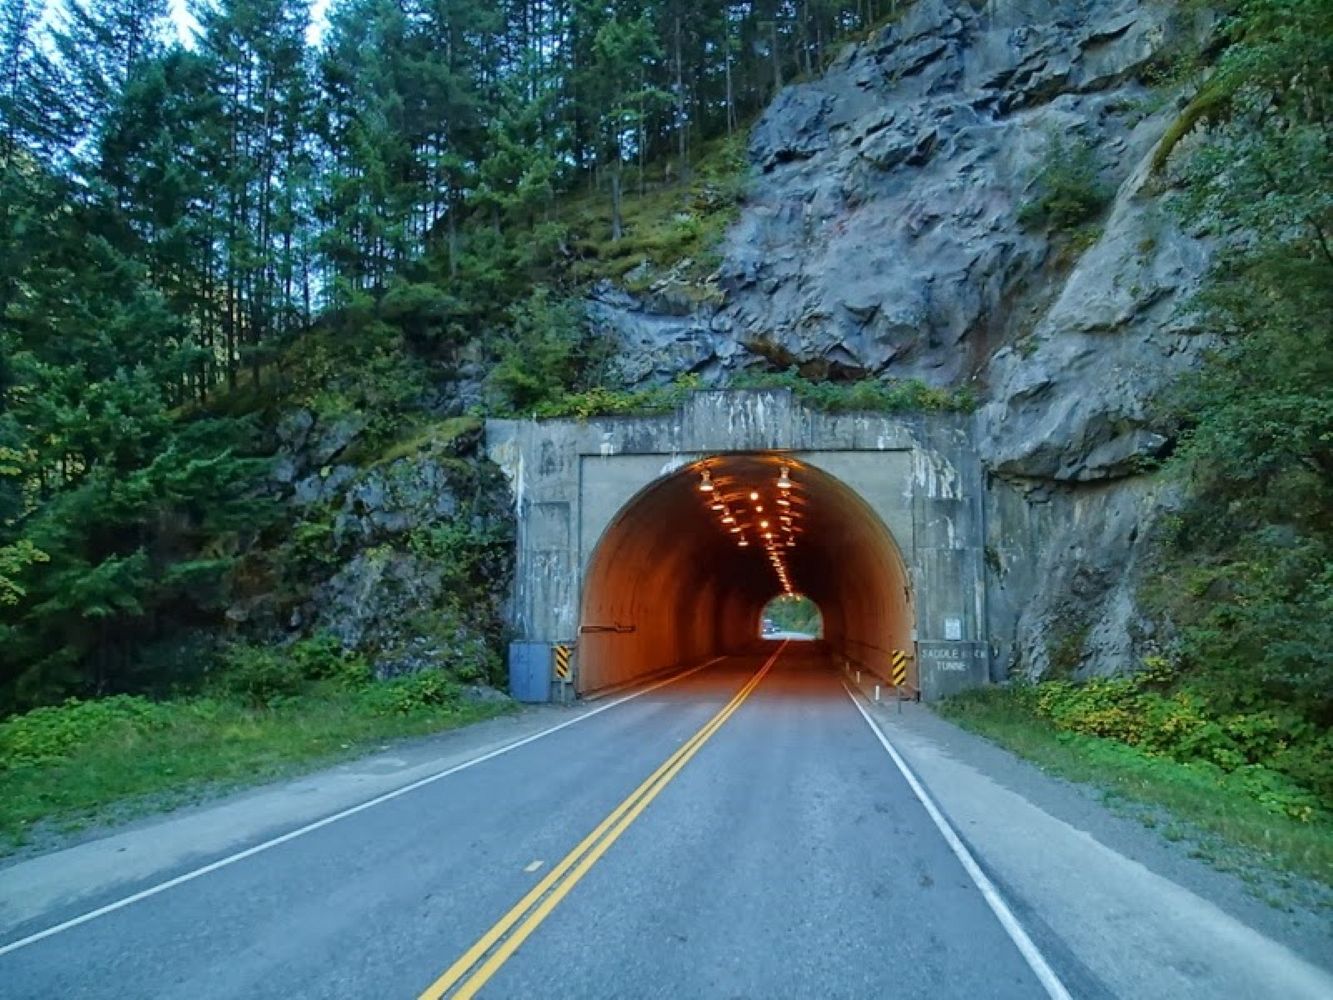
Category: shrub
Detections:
[
  {"x1": 732, "y1": 369, "x2": 976, "y2": 414},
  {"x1": 359, "y1": 670, "x2": 462, "y2": 716},
  {"x1": 1018, "y1": 133, "x2": 1112, "y2": 231},
  {"x1": 290, "y1": 633, "x2": 371, "y2": 688},
  {"x1": 0, "y1": 696, "x2": 167, "y2": 768},
  {"x1": 218, "y1": 645, "x2": 304, "y2": 709},
  {"x1": 487, "y1": 287, "x2": 613, "y2": 415},
  {"x1": 1018, "y1": 669, "x2": 1332, "y2": 817}
]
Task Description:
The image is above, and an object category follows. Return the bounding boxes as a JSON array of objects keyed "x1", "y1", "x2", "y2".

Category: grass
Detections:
[
  {"x1": 938, "y1": 687, "x2": 1333, "y2": 889},
  {"x1": 558, "y1": 133, "x2": 749, "y2": 290},
  {"x1": 350, "y1": 415, "x2": 483, "y2": 469},
  {"x1": 0, "y1": 686, "x2": 514, "y2": 856}
]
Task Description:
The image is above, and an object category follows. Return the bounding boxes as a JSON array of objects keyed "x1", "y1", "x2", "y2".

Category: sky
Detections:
[{"x1": 166, "y1": 0, "x2": 331, "y2": 47}]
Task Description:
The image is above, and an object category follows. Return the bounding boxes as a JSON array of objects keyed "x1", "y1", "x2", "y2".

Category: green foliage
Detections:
[
  {"x1": 486, "y1": 287, "x2": 612, "y2": 415},
  {"x1": 364, "y1": 416, "x2": 481, "y2": 469},
  {"x1": 531, "y1": 375, "x2": 703, "y2": 420},
  {"x1": 940, "y1": 685, "x2": 1333, "y2": 887},
  {"x1": 289, "y1": 632, "x2": 372, "y2": 688},
  {"x1": 0, "y1": 695, "x2": 167, "y2": 769},
  {"x1": 516, "y1": 368, "x2": 977, "y2": 422},
  {"x1": 217, "y1": 645, "x2": 305, "y2": 709},
  {"x1": 0, "y1": 681, "x2": 512, "y2": 852},
  {"x1": 999, "y1": 665, "x2": 1332, "y2": 819},
  {"x1": 561, "y1": 134, "x2": 750, "y2": 287},
  {"x1": 732, "y1": 368, "x2": 977, "y2": 414},
  {"x1": 1144, "y1": 0, "x2": 1333, "y2": 763},
  {"x1": 288, "y1": 508, "x2": 339, "y2": 574},
  {"x1": 1018, "y1": 133, "x2": 1113, "y2": 231},
  {"x1": 358, "y1": 669, "x2": 462, "y2": 716},
  {"x1": 406, "y1": 519, "x2": 513, "y2": 612}
]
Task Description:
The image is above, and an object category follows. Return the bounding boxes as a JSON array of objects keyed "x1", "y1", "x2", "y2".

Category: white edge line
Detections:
[
  {"x1": 0, "y1": 656, "x2": 727, "y2": 958},
  {"x1": 842, "y1": 683, "x2": 1074, "y2": 1000}
]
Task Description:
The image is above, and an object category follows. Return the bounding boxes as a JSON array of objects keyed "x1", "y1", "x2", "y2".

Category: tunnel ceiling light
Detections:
[
  {"x1": 730, "y1": 525, "x2": 742, "y2": 533},
  {"x1": 722, "y1": 514, "x2": 735, "y2": 524},
  {"x1": 776, "y1": 497, "x2": 791, "y2": 507},
  {"x1": 754, "y1": 504, "x2": 764, "y2": 513},
  {"x1": 777, "y1": 466, "x2": 792, "y2": 490},
  {"x1": 759, "y1": 520, "x2": 769, "y2": 529},
  {"x1": 749, "y1": 490, "x2": 759, "y2": 501},
  {"x1": 710, "y1": 501, "x2": 725, "y2": 511},
  {"x1": 738, "y1": 538, "x2": 749, "y2": 547},
  {"x1": 699, "y1": 470, "x2": 714, "y2": 492}
]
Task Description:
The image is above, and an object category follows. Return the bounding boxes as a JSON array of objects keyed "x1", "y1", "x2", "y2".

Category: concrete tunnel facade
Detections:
[{"x1": 486, "y1": 389, "x2": 995, "y2": 701}]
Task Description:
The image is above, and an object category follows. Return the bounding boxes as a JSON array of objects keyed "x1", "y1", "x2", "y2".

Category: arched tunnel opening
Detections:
[
  {"x1": 759, "y1": 594, "x2": 823, "y2": 639},
  {"x1": 577, "y1": 454, "x2": 914, "y2": 693}
]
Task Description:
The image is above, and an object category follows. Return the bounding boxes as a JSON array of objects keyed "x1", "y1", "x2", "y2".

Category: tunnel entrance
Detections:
[
  {"x1": 760, "y1": 595, "x2": 822, "y2": 640},
  {"x1": 577, "y1": 454, "x2": 914, "y2": 694}
]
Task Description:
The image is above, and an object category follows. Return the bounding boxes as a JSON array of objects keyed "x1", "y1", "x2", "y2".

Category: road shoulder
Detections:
[
  {"x1": 851, "y1": 685, "x2": 1333, "y2": 999},
  {"x1": 0, "y1": 702, "x2": 586, "y2": 937}
]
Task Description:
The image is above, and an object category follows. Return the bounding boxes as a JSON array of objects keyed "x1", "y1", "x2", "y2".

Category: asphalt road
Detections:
[{"x1": 0, "y1": 647, "x2": 1052, "y2": 998}]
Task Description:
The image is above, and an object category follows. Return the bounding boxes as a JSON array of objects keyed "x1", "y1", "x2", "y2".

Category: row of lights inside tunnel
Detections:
[{"x1": 697, "y1": 463, "x2": 801, "y2": 597}]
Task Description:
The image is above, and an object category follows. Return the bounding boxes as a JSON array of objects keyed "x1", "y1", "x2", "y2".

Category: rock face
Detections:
[
  {"x1": 263, "y1": 415, "x2": 514, "y2": 681},
  {"x1": 593, "y1": 0, "x2": 1214, "y2": 678}
]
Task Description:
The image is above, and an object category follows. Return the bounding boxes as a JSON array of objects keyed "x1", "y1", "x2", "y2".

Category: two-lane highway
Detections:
[{"x1": 1, "y1": 647, "x2": 1061, "y2": 998}]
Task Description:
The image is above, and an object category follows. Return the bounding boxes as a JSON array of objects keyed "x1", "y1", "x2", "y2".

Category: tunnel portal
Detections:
[
  {"x1": 578, "y1": 455, "x2": 912, "y2": 692},
  {"x1": 486, "y1": 389, "x2": 993, "y2": 702}
]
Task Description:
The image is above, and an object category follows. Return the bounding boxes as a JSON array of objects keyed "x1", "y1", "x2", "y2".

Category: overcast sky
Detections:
[{"x1": 166, "y1": 0, "x2": 331, "y2": 47}]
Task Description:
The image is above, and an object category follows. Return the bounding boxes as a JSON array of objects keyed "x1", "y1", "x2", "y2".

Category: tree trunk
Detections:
[
  {"x1": 610, "y1": 161, "x2": 623, "y2": 243},
  {"x1": 674, "y1": 11, "x2": 688, "y2": 182},
  {"x1": 724, "y1": 22, "x2": 735, "y2": 136}
]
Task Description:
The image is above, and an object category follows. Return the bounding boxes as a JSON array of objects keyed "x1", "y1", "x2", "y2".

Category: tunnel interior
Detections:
[{"x1": 577, "y1": 454, "x2": 914, "y2": 692}]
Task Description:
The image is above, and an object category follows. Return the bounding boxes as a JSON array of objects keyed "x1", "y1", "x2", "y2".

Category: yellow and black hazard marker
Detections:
[
  {"x1": 553, "y1": 644, "x2": 572, "y2": 682},
  {"x1": 890, "y1": 649, "x2": 908, "y2": 687}
]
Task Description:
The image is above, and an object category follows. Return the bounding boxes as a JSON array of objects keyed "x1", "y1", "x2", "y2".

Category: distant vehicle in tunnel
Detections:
[{"x1": 761, "y1": 618, "x2": 777, "y2": 635}]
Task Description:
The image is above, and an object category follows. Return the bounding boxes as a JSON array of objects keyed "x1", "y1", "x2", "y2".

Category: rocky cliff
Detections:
[
  {"x1": 594, "y1": 0, "x2": 1213, "y2": 678},
  {"x1": 236, "y1": 412, "x2": 514, "y2": 686}
]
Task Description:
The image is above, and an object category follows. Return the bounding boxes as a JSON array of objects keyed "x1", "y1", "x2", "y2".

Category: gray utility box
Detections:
[{"x1": 508, "y1": 641, "x2": 553, "y2": 703}]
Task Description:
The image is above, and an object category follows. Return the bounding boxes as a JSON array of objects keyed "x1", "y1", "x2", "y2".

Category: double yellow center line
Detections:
[{"x1": 418, "y1": 645, "x2": 785, "y2": 999}]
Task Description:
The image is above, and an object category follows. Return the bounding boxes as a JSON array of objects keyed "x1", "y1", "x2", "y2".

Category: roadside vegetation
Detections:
[
  {"x1": 939, "y1": 682, "x2": 1332, "y2": 889},
  {"x1": 0, "y1": 634, "x2": 512, "y2": 855}
]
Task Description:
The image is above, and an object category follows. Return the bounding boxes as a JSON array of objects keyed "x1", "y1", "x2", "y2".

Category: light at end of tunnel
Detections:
[
  {"x1": 699, "y1": 470, "x2": 714, "y2": 492},
  {"x1": 778, "y1": 465, "x2": 792, "y2": 490}
]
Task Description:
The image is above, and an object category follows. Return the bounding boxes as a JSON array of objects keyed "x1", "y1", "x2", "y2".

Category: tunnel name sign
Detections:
[
  {"x1": 916, "y1": 641, "x2": 989, "y2": 700},
  {"x1": 917, "y1": 642, "x2": 988, "y2": 672}
]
